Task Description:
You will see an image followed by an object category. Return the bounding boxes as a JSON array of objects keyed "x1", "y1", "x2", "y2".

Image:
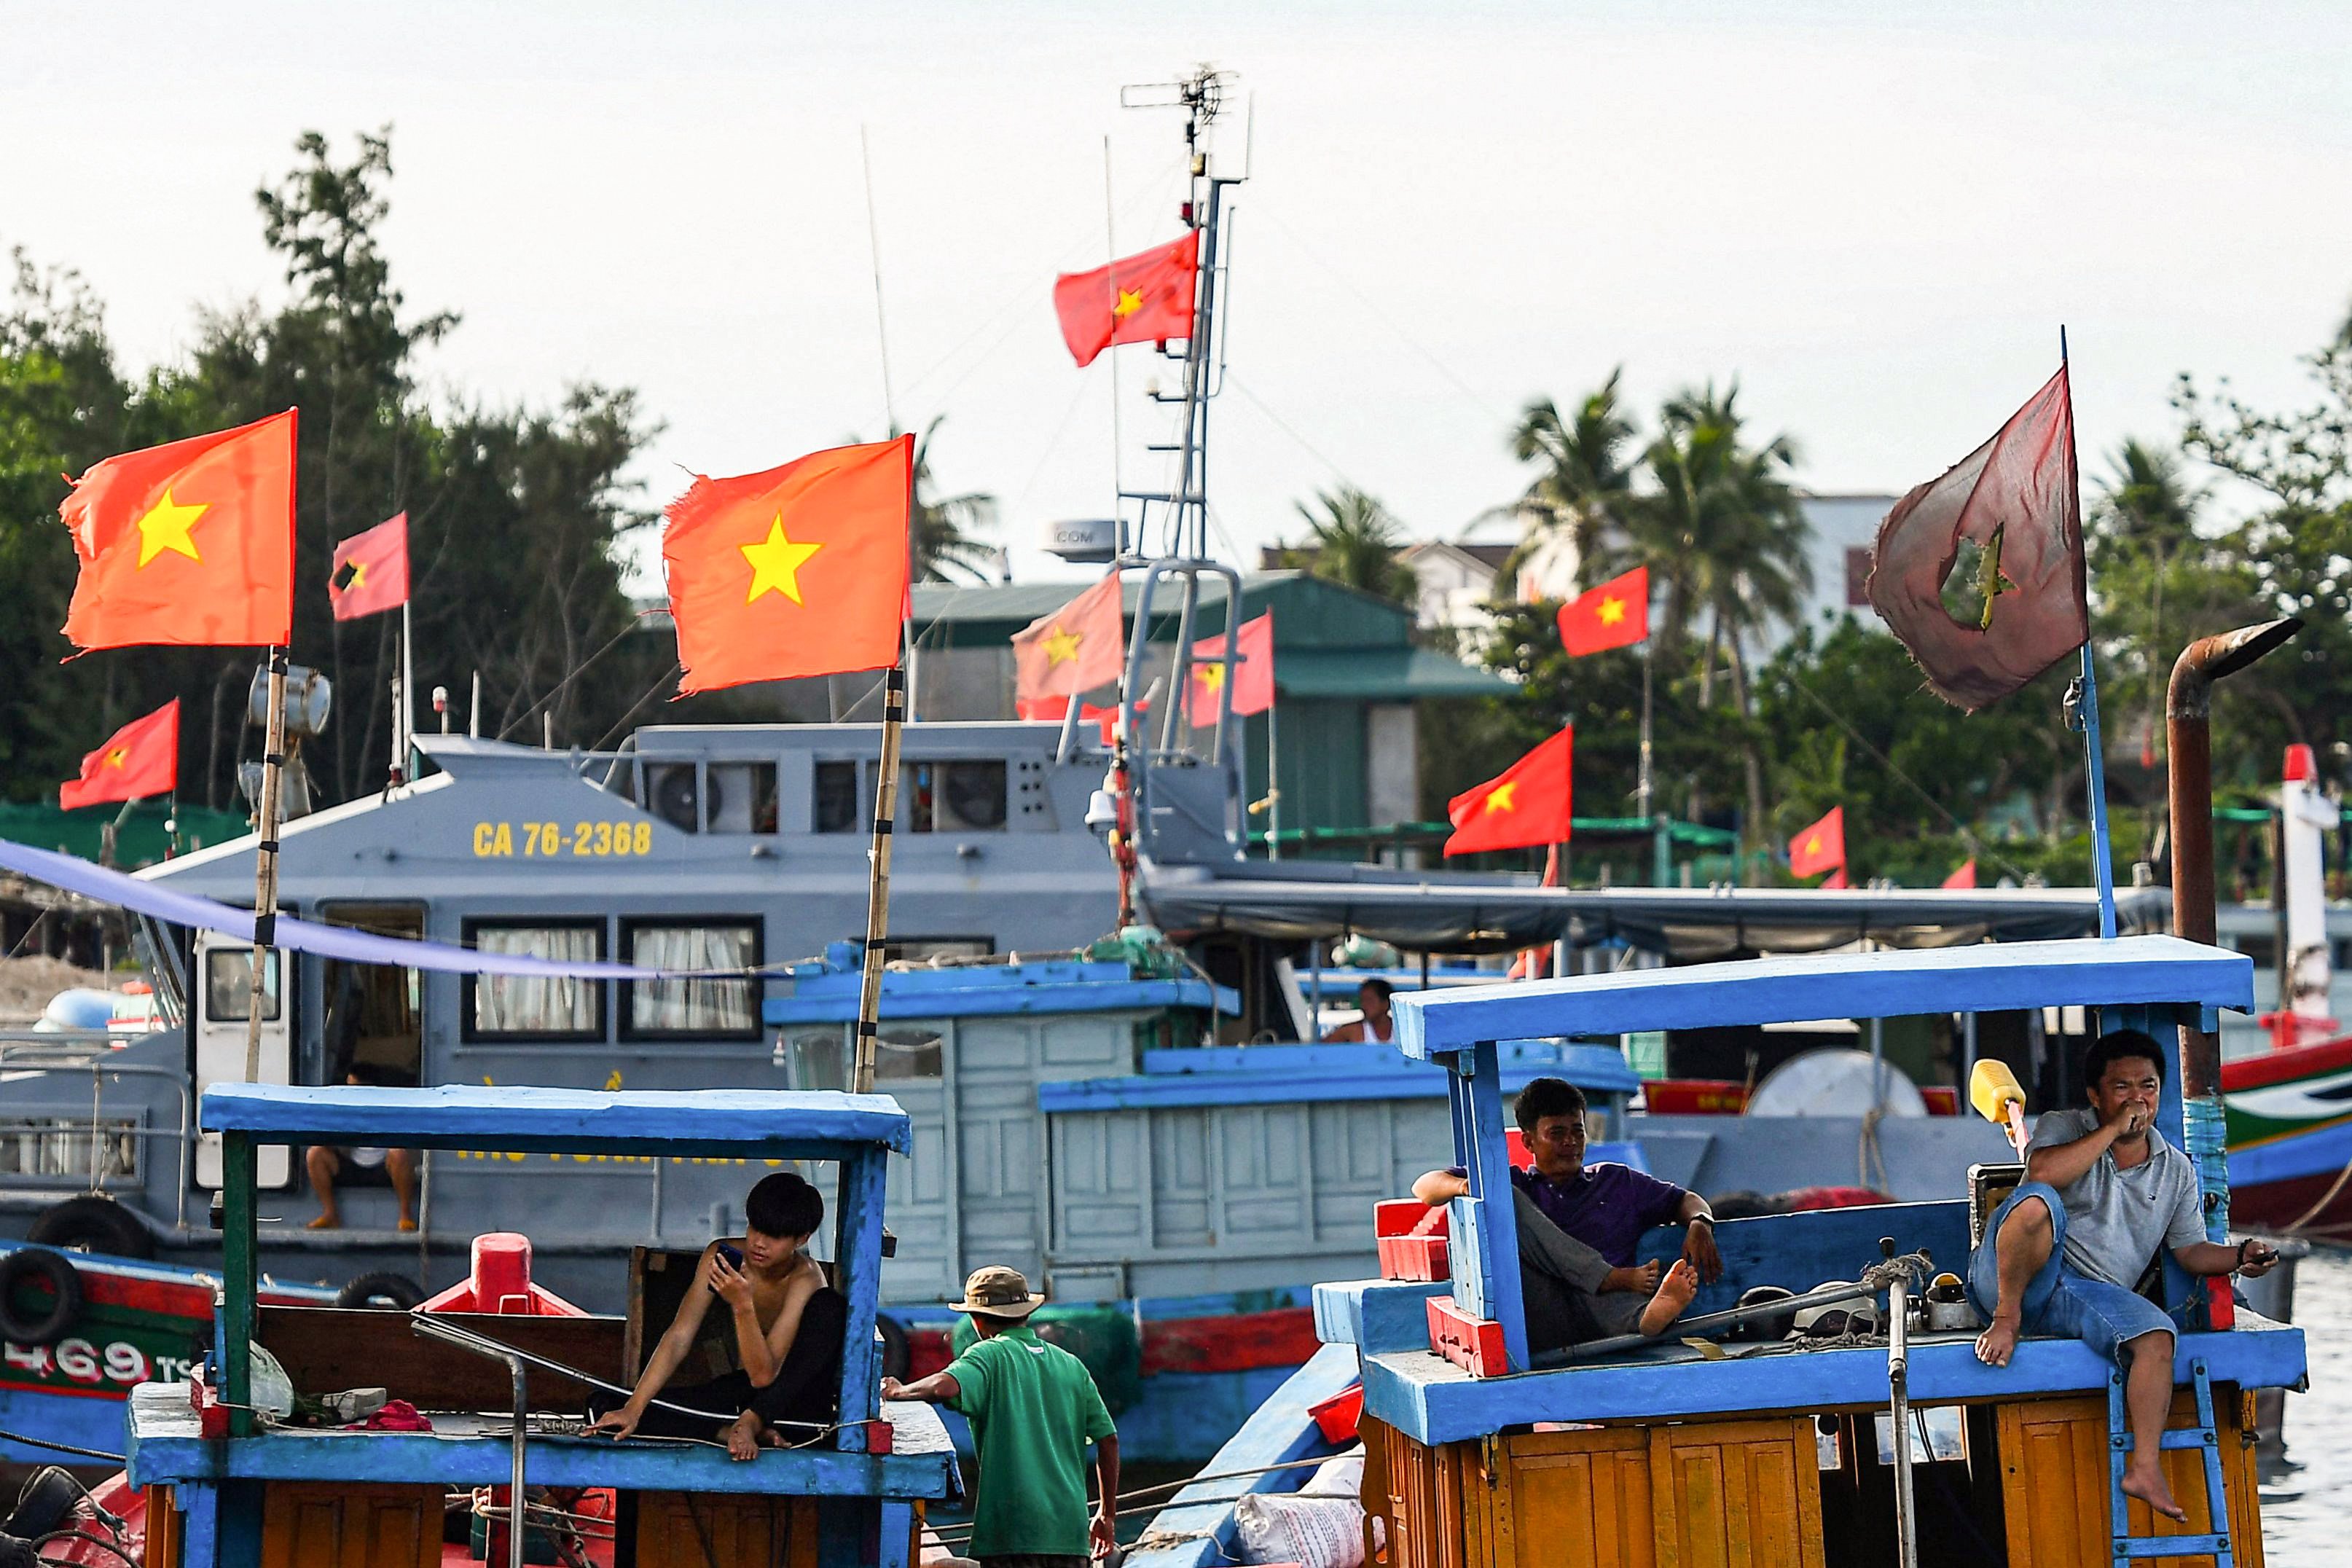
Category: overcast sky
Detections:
[{"x1": 8, "y1": 1, "x2": 2351, "y2": 588}]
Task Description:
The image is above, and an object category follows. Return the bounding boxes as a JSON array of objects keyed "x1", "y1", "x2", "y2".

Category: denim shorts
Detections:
[{"x1": 1966, "y1": 1180, "x2": 2175, "y2": 1360}]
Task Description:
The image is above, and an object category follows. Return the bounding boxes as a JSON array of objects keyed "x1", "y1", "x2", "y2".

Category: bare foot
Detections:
[
  {"x1": 1974, "y1": 1314, "x2": 2021, "y2": 1367},
  {"x1": 1639, "y1": 1261, "x2": 1700, "y2": 1336},
  {"x1": 2121, "y1": 1459, "x2": 2186, "y2": 1522},
  {"x1": 724, "y1": 1412, "x2": 761, "y2": 1462},
  {"x1": 397, "y1": 1217, "x2": 418, "y2": 1233},
  {"x1": 305, "y1": 1212, "x2": 340, "y2": 1231},
  {"x1": 1603, "y1": 1261, "x2": 1662, "y2": 1295}
]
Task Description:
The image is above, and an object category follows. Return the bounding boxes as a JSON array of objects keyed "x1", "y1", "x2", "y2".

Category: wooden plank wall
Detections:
[
  {"x1": 631, "y1": 1492, "x2": 819, "y2": 1568},
  {"x1": 1996, "y1": 1389, "x2": 2265, "y2": 1568},
  {"x1": 257, "y1": 1481, "x2": 442, "y2": 1568},
  {"x1": 255, "y1": 1304, "x2": 627, "y2": 1411}
]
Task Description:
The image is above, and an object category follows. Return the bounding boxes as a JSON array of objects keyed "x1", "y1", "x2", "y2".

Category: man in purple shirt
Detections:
[{"x1": 1414, "y1": 1077, "x2": 1719, "y2": 1351}]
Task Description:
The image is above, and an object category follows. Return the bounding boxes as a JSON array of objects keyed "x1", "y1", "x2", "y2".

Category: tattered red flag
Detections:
[{"x1": 1865, "y1": 366, "x2": 2085, "y2": 710}]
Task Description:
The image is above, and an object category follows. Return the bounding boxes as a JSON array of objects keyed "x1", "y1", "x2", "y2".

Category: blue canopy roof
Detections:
[
  {"x1": 200, "y1": 1083, "x2": 912, "y2": 1157},
  {"x1": 1392, "y1": 934, "x2": 2252, "y2": 1059}
]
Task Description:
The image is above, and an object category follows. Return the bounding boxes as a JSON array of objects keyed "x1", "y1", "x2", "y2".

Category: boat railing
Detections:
[{"x1": 0, "y1": 1052, "x2": 193, "y2": 1228}]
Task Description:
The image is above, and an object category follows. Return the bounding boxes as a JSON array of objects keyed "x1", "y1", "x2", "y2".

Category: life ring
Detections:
[
  {"x1": 334, "y1": 1271, "x2": 427, "y2": 1311},
  {"x1": 0, "y1": 1249, "x2": 83, "y2": 1346},
  {"x1": 26, "y1": 1195, "x2": 154, "y2": 1260}
]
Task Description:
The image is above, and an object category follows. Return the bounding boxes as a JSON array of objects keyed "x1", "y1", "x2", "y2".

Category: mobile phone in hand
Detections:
[{"x1": 710, "y1": 1243, "x2": 744, "y2": 1290}]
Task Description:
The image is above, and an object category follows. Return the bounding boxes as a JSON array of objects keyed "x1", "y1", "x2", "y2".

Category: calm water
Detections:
[{"x1": 2262, "y1": 1246, "x2": 2352, "y2": 1560}]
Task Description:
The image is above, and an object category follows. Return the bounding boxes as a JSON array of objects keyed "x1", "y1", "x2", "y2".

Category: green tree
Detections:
[
  {"x1": 0, "y1": 128, "x2": 665, "y2": 810},
  {"x1": 1507, "y1": 370, "x2": 1636, "y2": 576},
  {"x1": 1284, "y1": 485, "x2": 1417, "y2": 603},
  {"x1": 906, "y1": 416, "x2": 999, "y2": 582}
]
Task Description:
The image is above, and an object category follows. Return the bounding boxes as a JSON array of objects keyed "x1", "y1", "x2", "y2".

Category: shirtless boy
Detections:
[{"x1": 587, "y1": 1172, "x2": 846, "y2": 1459}]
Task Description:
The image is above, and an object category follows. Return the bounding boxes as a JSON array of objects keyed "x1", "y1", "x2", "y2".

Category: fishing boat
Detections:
[{"x1": 1134, "y1": 936, "x2": 2304, "y2": 1568}]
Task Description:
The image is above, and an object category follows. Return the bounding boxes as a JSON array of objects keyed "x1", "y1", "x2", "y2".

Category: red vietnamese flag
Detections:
[
  {"x1": 1943, "y1": 858, "x2": 1977, "y2": 890},
  {"x1": 1790, "y1": 805, "x2": 1846, "y2": 879},
  {"x1": 1557, "y1": 565, "x2": 1650, "y2": 656},
  {"x1": 663, "y1": 436, "x2": 914, "y2": 695},
  {"x1": 1053, "y1": 232, "x2": 1200, "y2": 369},
  {"x1": 1013, "y1": 573, "x2": 1125, "y2": 704},
  {"x1": 1188, "y1": 612, "x2": 1274, "y2": 726},
  {"x1": 329, "y1": 511, "x2": 410, "y2": 621},
  {"x1": 60, "y1": 700, "x2": 179, "y2": 810},
  {"x1": 1822, "y1": 869, "x2": 1849, "y2": 890},
  {"x1": 1444, "y1": 729, "x2": 1573, "y2": 857},
  {"x1": 60, "y1": 411, "x2": 297, "y2": 651}
]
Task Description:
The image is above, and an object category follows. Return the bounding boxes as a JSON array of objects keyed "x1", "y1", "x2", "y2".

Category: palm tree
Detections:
[
  {"x1": 1509, "y1": 371, "x2": 1637, "y2": 581},
  {"x1": 2093, "y1": 439, "x2": 2207, "y2": 764},
  {"x1": 1632, "y1": 383, "x2": 1813, "y2": 863},
  {"x1": 1287, "y1": 486, "x2": 1418, "y2": 604},
  {"x1": 906, "y1": 416, "x2": 1000, "y2": 583}
]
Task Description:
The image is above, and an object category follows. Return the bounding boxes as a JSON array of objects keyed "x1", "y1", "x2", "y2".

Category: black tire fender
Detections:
[
  {"x1": 0, "y1": 1249, "x2": 83, "y2": 1346},
  {"x1": 334, "y1": 1271, "x2": 427, "y2": 1311},
  {"x1": 876, "y1": 1312, "x2": 911, "y2": 1383},
  {"x1": 26, "y1": 1195, "x2": 154, "y2": 1260}
]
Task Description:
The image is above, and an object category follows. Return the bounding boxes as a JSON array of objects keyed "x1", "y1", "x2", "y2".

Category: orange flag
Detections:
[
  {"x1": 59, "y1": 411, "x2": 297, "y2": 651},
  {"x1": 60, "y1": 700, "x2": 179, "y2": 810},
  {"x1": 329, "y1": 511, "x2": 410, "y2": 620},
  {"x1": 1013, "y1": 573, "x2": 1125, "y2": 705},
  {"x1": 1052, "y1": 232, "x2": 1200, "y2": 368},
  {"x1": 1943, "y1": 858, "x2": 1977, "y2": 890},
  {"x1": 1444, "y1": 729, "x2": 1573, "y2": 857},
  {"x1": 662, "y1": 436, "x2": 914, "y2": 695},
  {"x1": 1790, "y1": 805, "x2": 1846, "y2": 879},
  {"x1": 1557, "y1": 565, "x2": 1650, "y2": 656},
  {"x1": 1188, "y1": 612, "x2": 1274, "y2": 726}
]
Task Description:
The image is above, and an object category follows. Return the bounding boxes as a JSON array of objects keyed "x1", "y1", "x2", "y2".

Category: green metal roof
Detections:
[{"x1": 1272, "y1": 648, "x2": 1513, "y2": 699}]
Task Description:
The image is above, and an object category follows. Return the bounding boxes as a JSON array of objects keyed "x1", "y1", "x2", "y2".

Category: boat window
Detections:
[
  {"x1": 622, "y1": 921, "x2": 761, "y2": 1038},
  {"x1": 706, "y1": 764, "x2": 780, "y2": 834},
  {"x1": 902, "y1": 761, "x2": 1007, "y2": 833},
  {"x1": 786, "y1": 1029, "x2": 849, "y2": 1091},
  {"x1": 205, "y1": 948, "x2": 281, "y2": 1022},
  {"x1": 814, "y1": 761, "x2": 861, "y2": 833},
  {"x1": 876, "y1": 1026, "x2": 944, "y2": 1081},
  {"x1": 318, "y1": 903, "x2": 424, "y2": 1086},
  {"x1": 463, "y1": 921, "x2": 605, "y2": 1042}
]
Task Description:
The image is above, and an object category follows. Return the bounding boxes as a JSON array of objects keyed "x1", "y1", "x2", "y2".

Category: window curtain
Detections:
[
  {"x1": 630, "y1": 925, "x2": 757, "y2": 1033},
  {"x1": 476, "y1": 927, "x2": 600, "y2": 1034}
]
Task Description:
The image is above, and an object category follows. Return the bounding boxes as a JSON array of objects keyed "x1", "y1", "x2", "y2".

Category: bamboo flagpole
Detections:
[
  {"x1": 243, "y1": 647, "x2": 289, "y2": 1083},
  {"x1": 852, "y1": 644, "x2": 909, "y2": 1095}
]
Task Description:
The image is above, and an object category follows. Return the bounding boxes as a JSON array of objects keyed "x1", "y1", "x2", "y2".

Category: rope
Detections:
[
  {"x1": 2277, "y1": 1153, "x2": 2352, "y2": 1235},
  {"x1": 0, "y1": 1427, "x2": 125, "y2": 1464}
]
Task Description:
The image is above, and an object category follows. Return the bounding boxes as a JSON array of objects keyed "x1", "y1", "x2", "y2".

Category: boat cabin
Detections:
[
  {"x1": 1296, "y1": 936, "x2": 2305, "y2": 1568},
  {"x1": 126, "y1": 1082, "x2": 958, "y2": 1568}
]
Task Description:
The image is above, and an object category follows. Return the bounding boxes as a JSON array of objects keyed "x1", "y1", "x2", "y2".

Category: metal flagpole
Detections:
[
  {"x1": 243, "y1": 648, "x2": 289, "y2": 1083},
  {"x1": 401, "y1": 600, "x2": 415, "y2": 777},
  {"x1": 1266, "y1": 697, "x2": 1282, "y2": 861},
  {"x1": 2061, "y1": 328, "x2": 2118, "y2": 940},
  {"x1": 1105, "y1": 135, "x2": 1126, "y2": 559}
]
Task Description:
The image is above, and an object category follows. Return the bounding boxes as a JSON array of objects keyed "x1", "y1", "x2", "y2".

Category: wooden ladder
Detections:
[{"x1": 2106, "y1": 1355, "x2": 2234, "y2": 1565}]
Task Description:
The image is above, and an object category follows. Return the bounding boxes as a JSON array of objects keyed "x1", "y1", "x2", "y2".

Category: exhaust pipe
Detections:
[{"x1": 2165, "y1": 617, "x2": 2300, "y2": 1259}]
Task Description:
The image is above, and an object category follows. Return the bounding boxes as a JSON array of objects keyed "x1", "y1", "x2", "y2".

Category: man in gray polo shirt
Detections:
[{"x1": 1968, "y1": 1029, "x2": 2279, "y2": 1523}]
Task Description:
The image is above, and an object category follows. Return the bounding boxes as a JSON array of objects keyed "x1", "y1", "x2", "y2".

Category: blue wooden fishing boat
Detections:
[
  {"x1": 124, "y1": 1081, "x2": 960, "y2": 1568},
  {"x1": 1135, "y1": 936, "x2": 2306, "y2": 1567}
]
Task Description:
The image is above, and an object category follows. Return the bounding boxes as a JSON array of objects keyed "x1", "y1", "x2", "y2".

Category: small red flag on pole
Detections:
[
  {"x1": 1943, "y1": 858, "x2": 1977, "y2": 890},
  {"x1": 1052, "y1": 232, "x2": 1200, "y2": 368},
  {"x1": 1790, "y1": 805, "x2": 1846, "y2": 880},
  {"x1": 1444, "y1": 730, "x2": 1574, "y2": 858},
  {"x1": 329, "y1": 512, "x2": 411, "y2": 620},
  {"x1": 60, "y1": 700, "x2": 179, "y2": 810},
  {"x1": 1557, "y1": 566, "x2": 1650, "y2": 657}
]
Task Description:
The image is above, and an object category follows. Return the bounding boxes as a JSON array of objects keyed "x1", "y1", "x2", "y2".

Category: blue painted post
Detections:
[
  {"x1": 1462, "y1": 1042, "x2": 1529, "y2": 1371},
  {"x1": 220, "y1": 1131, "x2": 256, "y2": 1438},
  {"x1": 178, "y1": 1484, "x2": 219, "y2": 1568},
  {"x1": 834, "y1": 1147, "x2": 889, "y2": 1449}
]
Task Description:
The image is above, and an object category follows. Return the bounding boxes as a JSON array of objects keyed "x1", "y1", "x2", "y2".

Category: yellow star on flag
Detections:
[
  {"x1": 740, "y1": 515, "x2": 824, "y2": 605},
  {"x1": 103, "y1": 749, "x2": 128, "y2": 769},
  {"x1": 1484, "y1": 780, "x2": 1519, "y2": 814},
  {"x1": 345, "y1": 561, "x2": 367, "y2": 587},
  {"x1": 134, "y1": 489, "x2": 208, "y2": 568},
  {"x1": 1113, "y1": 286, "x2": 1145, "y2": 320},
  {"x1": 1199, "y1": 662, "x2": 1226, "y2": 691},
  {"x1": 1596, "y1": 595, "x2": 1626, "y2": 626},
  {"x1": 1042, "y1": 624, "x2": 1084, "y2": 666},
  {"x1": 1805, "y1": 834, "x2": 1822, "y2": 855}
]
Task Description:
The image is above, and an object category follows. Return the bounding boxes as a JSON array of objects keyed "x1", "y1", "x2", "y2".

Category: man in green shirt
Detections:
[{"x1": 882, "y1": 1266, "x2": 1118, "y2": 1565}]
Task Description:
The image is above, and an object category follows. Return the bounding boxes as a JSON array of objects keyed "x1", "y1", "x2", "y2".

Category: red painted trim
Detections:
[
  {"x1": 1142, "y1": 1306, "x2": 1320, "y2": 1376},
  {"x1": 0, "y1": 1376, "x2": 125, "y2": 1400},
  {"x1": 2222, "y1": 1032, "x2": 2352, "y2": 1091}
]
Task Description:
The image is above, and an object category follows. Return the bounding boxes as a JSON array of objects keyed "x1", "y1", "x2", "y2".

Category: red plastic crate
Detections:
[
  {"x1": 1375, "y1": 1198, "x2": 1429, "y2": 1237},
  {"x1": 1378, "y1": 1233, "x2": 1450, "y2": 1281},
  {"x1": 1426, "y1": 1294, "x2": 1508, "y2": 1377}
]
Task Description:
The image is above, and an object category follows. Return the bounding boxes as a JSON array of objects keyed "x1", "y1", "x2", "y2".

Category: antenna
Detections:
[{"x1": 860, "y1": 125, "x2": 898, "y2": 434}]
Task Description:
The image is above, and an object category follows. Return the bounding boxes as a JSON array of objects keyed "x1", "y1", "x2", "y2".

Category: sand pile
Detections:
[{"x1": 0, "y1": 954, "x2": 114, "y2": 1025}]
